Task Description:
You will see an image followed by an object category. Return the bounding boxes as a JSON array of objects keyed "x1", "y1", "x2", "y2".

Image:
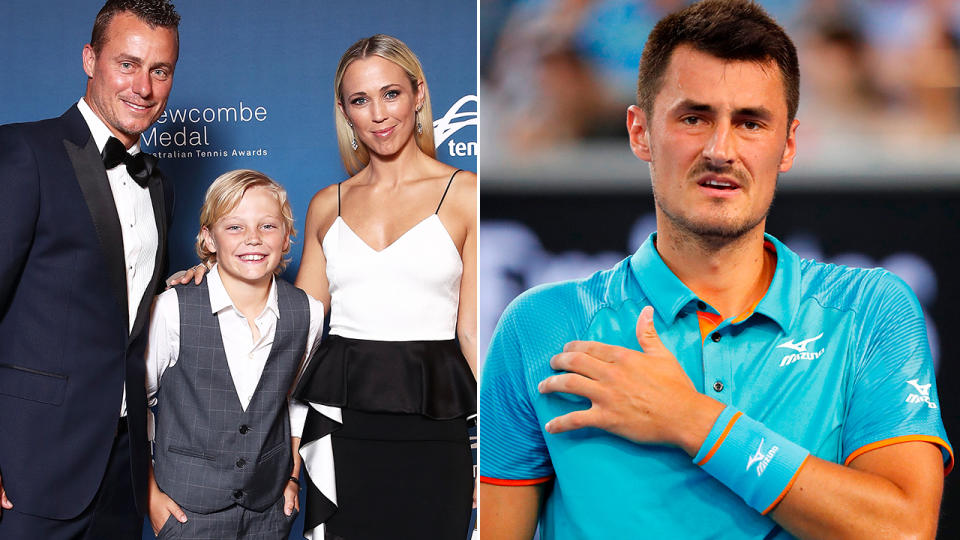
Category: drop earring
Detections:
[
  {"x1": 349, "y1": 121, "x2": 358, "y2": 151},
  {"x1": 416, "y1": 105, "x2": 423, "y2": 135}
]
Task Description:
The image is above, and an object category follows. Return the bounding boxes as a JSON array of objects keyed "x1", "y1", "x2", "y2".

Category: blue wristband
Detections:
[{"x1": 693, "y1": 407, "x2": 810, "y2": 514}]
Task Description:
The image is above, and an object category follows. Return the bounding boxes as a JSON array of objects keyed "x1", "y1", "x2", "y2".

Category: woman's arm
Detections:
[
  {"x1": 449, "y1": 171, "x2": 478, "y2": 377},
  {"x1": 295, "y1": 186, "x2": 339, "y2": 315}
]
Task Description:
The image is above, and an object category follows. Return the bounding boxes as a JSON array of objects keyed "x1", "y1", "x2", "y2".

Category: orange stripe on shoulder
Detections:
[
  {"x1": 845, "y1": 435, "x2": 954, "y2": 475},
  {"x1": 479, "y1": 475, "x2": 553, "y2": 486},
  {"x1": 761, "y1": 454, "x2": 810, "y2": 515},
  {"x1": 696, "y1": 412, "x2": 743, "y2": 467}
]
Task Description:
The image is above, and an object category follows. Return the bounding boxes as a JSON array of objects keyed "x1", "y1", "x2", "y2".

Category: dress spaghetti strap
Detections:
[
  {"x1": 435, "y1": 169, "x2": 463, "y2": 214},
  {"x1": 337, "y1": 182, "x2": 342, "y2": 216}
]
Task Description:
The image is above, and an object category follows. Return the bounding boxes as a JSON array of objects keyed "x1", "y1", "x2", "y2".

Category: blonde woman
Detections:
[{"x1": 292, "y1": 35, "x2": 477, "y2": 539}]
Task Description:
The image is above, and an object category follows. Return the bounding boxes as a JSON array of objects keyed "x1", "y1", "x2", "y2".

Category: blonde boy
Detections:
[{"x1": 145, "y1": 170, "x2": 323, "y2": 539}]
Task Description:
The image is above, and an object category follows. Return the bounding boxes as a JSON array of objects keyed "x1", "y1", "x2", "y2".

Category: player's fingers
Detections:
[
  {"x1": 538, "y1": 373, "x2": 600, "y2": 400},
  {"x1": 544, "y1": 409, "x2": 598, "y2": 434},
  {"x1": 635, "y1": 305, "x2": 665, "y2": 354},
  {"x1": 563, "y1": 340, "x2": 635, "y2": 363},
  {"x1": 550, "y1": 351, "x2": 611, "y2": 379}
]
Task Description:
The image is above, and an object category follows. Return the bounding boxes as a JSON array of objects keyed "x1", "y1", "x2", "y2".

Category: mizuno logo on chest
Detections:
[{"x1": 776, "y1": 333, "x2": 825, "y2": 367}]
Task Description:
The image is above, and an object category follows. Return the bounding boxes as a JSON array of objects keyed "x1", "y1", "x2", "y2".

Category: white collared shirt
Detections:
[
  {"x1": 77, "y1": 98, "x2": 159, "y2": 418},
  {"x1": 145, "y1": 264, "x2": 324, "y2": 440}
]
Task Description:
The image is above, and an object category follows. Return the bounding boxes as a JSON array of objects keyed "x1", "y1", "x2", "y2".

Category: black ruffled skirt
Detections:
[
  {"x1": 294, "y1": 335, "x2": 476, "y2": 539},
  {"x1": 294, "y1": 335, "x2": 476, "y2": 419}
]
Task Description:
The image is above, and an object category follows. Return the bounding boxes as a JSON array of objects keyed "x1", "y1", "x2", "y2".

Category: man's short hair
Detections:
[
  {"x1": 637, "y1": 0, "x2": 799, "y2": 125},
  {"x1": 90, "y1": 0, "x2": 181, "y2": 55}
]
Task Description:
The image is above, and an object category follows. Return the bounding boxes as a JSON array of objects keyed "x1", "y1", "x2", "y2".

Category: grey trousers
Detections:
[{"x1": 155, "y1": 496, "x2": 298, "y2": 540}]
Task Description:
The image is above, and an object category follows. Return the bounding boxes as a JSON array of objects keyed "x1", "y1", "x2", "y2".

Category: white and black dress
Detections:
[{"x1": 294, "y1": 170, "x2": 476, "y2": 540}]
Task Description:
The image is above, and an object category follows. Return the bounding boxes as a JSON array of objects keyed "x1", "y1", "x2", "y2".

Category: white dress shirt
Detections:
[
  {"x1": 77, "y1": 98, "x2": 159, "y2": 417},
  {"x1": 145, "y1": 264, "x2": 324, "y2": 441}
]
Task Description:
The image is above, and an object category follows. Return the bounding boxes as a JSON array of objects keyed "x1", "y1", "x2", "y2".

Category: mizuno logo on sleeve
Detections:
[{"x1": 905, "y1": 379, "x2": 937, "y2": 409}]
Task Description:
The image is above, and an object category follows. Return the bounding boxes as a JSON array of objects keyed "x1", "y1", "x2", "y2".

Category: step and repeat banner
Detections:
[
  {"x1": 0, "y1": 0, "x2": 477, "y2": 279},
  {"x1": 481, "y1": 187, "x2": 960, "y2": 538},
  {"x1": 0, "y1": 1, "x2": 476, "y2": 539}
]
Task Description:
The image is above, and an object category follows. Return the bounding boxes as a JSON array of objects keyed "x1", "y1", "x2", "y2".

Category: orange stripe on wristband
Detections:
[
  {"x1": 478, "y1": 475, "x2": 553, "y2": 486},
  {"x1": 696, "y1": 411, "x2": 743, "y2": 466}
]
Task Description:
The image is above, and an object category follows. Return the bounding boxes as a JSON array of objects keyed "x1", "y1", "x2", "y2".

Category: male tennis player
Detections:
[{"x1": 478, "y1": 1, "x2": 951, "y2": 538}]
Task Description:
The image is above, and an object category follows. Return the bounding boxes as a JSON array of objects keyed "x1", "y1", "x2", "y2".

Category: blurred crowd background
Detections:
[
  {"x1": 478, "y1": 3, "x2": 960, "y2": 535},
  {"x1": 481, "y1": 0, "x2": 960, "y2": 164}
]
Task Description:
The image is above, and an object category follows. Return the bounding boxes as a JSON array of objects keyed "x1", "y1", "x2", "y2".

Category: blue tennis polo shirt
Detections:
[{"x1": 479, "y1": 233, "x2": 951, "y2": 539}]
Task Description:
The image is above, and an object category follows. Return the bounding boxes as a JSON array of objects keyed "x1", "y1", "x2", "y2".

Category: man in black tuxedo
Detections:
[{"x1": 0, "y1": 1, "x2": 179, "y2": 537}]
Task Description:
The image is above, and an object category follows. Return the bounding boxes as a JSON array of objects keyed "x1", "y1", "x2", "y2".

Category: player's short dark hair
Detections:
[
  {"x1": 90, "y1": 0, "x2": 180, "y2": 56},
  {"x1": 637, "y1": 0, "x2": 799, "y2": 125}
]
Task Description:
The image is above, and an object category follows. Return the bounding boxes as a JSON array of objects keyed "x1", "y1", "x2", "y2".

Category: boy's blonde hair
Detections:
[{"x1": 195, "y1": 169, "x2": 295, "y2": 273}]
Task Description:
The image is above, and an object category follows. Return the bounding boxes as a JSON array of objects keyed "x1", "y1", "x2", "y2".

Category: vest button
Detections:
[
  {"x1": 713, "y1": 381, "x2": 724, "y2": 392},
  {"x1": 233, "y1": 489, "x2": 243, "y2": 499},
  {"x1": 236, "y1": 458, "x2": 247, "y2": 468},
  {"x1": 239, "y1": 424, "x2": 250, "y2": 434},
  {"x1": 711, "y1": 333, "x2": 721, "y2": 343}
]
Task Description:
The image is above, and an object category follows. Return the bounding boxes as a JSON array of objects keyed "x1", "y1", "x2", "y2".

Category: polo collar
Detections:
[
  {"x1": 630, "y1": 234, "x2": 698, "y2": 325},
  {"x1": 629, "y1": 233, "x2": 799, "y2": 331},
  {"x1": 206, "y1": 263, "x2": 280, "y2": 320},
  {"x1": 753, "y1": 234, "x2": 800, "y2": 332}
]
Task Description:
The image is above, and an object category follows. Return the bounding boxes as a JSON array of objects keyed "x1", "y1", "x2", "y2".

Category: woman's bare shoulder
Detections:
[{"x1": 304, "y1": 182, "x2": 345, "y2": 236}]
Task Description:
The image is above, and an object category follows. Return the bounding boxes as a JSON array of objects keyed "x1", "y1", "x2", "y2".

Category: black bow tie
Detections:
[{"x1": 101, "y1": 136, "x2": 156, "y2": 188}]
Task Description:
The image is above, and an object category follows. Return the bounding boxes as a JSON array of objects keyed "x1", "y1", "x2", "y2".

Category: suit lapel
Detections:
[
  {"x1": 64, "y1": 134, "x2": 129, "y2": 327},
  {"x1": 60, "y1": 105, "x2": 168, "y2": 342}
]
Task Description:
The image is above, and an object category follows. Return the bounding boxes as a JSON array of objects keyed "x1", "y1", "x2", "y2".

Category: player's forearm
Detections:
[
  {"x1": 682, "y1": 402, "x2": 944, "y2": 539},
  {"x1": 478, "y1": 483, "x2": 543, "y2": 540},
  {"x1": 771, "y1": 445, "x2": 943, "y2": 540}
]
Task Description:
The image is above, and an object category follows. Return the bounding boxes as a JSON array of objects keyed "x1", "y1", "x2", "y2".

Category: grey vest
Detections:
[{"x1": 154, "y1": 277, "x2": 309, "y2": 513}]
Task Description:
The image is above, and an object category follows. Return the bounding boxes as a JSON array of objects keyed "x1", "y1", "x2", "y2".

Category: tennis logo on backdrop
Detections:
[
  {"x1": 434, "y1": 95, "x2": 477, "y2": 157},
  {"x1": 141, "y1": 101, "x2": 270, "y2": 159}
]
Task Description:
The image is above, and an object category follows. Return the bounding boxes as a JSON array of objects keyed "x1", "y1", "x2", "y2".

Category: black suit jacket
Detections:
[{"x1": 0, "y1": 105, "x2": 173, "y2": 519}]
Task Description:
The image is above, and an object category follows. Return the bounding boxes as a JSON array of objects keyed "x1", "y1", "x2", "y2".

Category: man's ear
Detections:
[
  {"x1": 627, "y1": 105, "x2": 653, "y2": 162},
  {"x1": 82, "y1": 44, "x2": 97, "y2": 78},
  {"x1": 779, "y1": 118, "x2": 799, "y2": 173}
]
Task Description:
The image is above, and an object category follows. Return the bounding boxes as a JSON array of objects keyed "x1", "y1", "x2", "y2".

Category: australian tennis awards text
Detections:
[{"x1": 141, "y1": 101, "x2": 268, "y2": 151}]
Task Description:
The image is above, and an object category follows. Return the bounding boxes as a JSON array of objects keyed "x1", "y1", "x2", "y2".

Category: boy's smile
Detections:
[{"x1": 201, "y1": 186, "x2": 289, "y2": 288}]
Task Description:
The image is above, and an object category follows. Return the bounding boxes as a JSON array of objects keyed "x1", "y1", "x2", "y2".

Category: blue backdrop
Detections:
[
  {"x1": 1, "y1": 1, "x2": 477, "y2": 538},
  {"x1": 0, "y1": 0, "x2": 477, "y2": 278}
]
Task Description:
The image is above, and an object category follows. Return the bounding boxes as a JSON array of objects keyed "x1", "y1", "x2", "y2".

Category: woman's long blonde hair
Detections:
[{"x1": 333, "y1": 34, "x2": 436, "y2": 176}]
